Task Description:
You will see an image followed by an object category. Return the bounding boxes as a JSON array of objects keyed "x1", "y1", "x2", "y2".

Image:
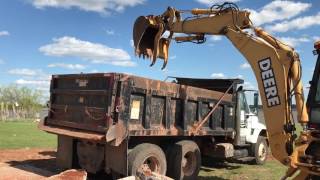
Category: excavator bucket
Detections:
[{"x1": 133, "y1": 16, "x2": 169, "y2": 69}]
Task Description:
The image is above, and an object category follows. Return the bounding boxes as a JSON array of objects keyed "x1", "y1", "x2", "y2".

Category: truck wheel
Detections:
[
  {"x1": 166, "y1": 140, "x2": 201, "y2": 180},
  {"x1": 253, "y1": 136, "x2": 268, "y2": 165},
  {"x1": 128, "y1": 143, "x2": 167, "y2": 176}
]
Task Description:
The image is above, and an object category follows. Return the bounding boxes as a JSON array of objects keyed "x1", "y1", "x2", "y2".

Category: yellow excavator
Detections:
[{"x1": 133, "y1": 2, "x2": 320, "y2": 179}]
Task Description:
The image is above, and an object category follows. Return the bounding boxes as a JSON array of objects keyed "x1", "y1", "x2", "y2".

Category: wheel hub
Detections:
[
  {"x1": 138, "y1": 156, "x2": 160, "y2": 176},
  {"x1": 258, "y1": 142, "x2": 267, "y2": 161},
  {"x1": 182, "y1": 151, "x2": 197, "y2": 176}
]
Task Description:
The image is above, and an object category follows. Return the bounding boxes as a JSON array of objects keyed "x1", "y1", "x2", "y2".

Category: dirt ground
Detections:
[
  {"x1": 0, "y1": 148, "x2": 62, "y2": 180},
  {"x1": 0, "y1": 148, "x2": 114, "y2": 180},
  {"x1": 0, "y1": 148, "x2": 280, "y2": 180}
]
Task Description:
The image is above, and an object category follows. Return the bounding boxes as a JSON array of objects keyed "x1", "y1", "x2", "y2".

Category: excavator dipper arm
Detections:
[{"x1": 133, "y1": 3, "x2": 319, "y2": 179}]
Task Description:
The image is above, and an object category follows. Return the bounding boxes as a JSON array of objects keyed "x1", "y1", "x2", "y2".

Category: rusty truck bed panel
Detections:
[
  {"x1": 47, "y1": 73, "x2": 114, "y2": 133},
  {"x1": 43, "y1": 72, "x2": 239, "y2": 138}
]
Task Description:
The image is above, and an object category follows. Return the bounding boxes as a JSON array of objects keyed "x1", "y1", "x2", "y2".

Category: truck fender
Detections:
[{"x1": 246, "y1": 129, "x2": 265, "y2": 144}]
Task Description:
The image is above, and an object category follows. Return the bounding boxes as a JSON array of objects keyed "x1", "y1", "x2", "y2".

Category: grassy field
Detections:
[
  {"x1": 0, "y1": 121, "x2": 289, "y2": 179},
  {"x1": 0, "y1": 121, "x2": 56, "y2": 149},
  {"x1": 199, "y1": 159, "x2": 287, "y2": 180}
]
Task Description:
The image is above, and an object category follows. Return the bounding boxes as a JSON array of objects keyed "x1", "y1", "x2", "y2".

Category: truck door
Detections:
[
  {"x1": 236, "y1": 90, "x2": 263, "y2": 145},
  {"x1": 237, "y1": 91, "x2": 251, "y2": 144}
]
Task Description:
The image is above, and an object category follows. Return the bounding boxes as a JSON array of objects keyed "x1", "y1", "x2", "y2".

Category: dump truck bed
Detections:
[{"x1": 44, "y1": 73, "x2": 239, "y2": 138}]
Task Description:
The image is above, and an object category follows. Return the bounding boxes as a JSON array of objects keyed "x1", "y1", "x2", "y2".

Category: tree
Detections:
[{"x1": 0, "y1": 85, "x2": 44, "y2": 120}]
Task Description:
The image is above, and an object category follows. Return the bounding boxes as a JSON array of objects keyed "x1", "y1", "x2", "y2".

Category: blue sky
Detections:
[{"x1": 0, "y1": 0, "x2": 320, "y2": 97}]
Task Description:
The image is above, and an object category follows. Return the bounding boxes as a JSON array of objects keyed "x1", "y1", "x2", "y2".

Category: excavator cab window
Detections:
[{"x1": 308, "y1": 75, "x2": 320, "y2": 126}]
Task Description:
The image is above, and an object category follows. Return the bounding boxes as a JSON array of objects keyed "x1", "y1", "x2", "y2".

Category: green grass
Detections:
[
  {"x1": 0, "y1": 121, "x2": 56, "y2": 149},
  {"x1": 0, "y1": 121, "x2": 292, "y2": 179},
  {"x1": 198, "y1": 124, "x2": 304, "y2": 180},
  {"x1": 199, "y1": 160, "x2": 287, "y2": 180}
]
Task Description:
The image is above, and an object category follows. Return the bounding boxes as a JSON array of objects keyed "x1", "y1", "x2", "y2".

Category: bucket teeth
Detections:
[{"x1": 162, "y1": 59, "x2": 168, "y2": 70}]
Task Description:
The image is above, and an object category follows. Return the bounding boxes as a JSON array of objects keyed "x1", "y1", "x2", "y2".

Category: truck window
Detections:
[{"x1": 239, "y1": 92, "x2": 250, "y2": 114}]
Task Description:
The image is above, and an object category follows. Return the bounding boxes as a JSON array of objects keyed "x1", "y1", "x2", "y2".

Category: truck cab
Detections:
[
  {"x1": 175, "y1": 77, "x2": 268, "y2": 164},
  {"x1": 236, "y1": 89, "x2": 268, "y2": 164}
]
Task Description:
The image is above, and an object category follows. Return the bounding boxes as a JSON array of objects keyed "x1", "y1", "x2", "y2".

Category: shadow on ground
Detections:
[
  {"x1": 197, "y1": 157, "x2": 242, "y2": 180},
  {"x1": 5, "y1": 150, "x2": 111, "y2": 179},
  {"x1": 7, "y1": 150, "x2": 62, "y2": 177}
]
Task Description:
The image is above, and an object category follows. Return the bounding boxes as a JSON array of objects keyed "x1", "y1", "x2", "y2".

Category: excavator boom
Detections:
[{"x1": 133, "y1": 2, "x2": 320, "y2": 179}]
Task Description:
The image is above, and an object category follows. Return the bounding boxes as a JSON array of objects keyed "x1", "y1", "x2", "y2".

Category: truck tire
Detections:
[
  {"x1": 128, "y1": 143, "x2": 167, "y2": 176},
  {"x1": 166, "y1": 140, "x2": 201, "y2": 180},
  {"x1": 252, "y1": 136, "x2": 268, "y2": 165}
]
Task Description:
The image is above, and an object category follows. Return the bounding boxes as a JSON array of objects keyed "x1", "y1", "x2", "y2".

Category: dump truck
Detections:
[{"x1": 39, "y1": 73, "x2": 267, "y2": 179}]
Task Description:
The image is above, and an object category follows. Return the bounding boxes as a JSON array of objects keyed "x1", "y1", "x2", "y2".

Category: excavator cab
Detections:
[{"x1": 307, "y1": 41, "x2": 320, "y2": 128}]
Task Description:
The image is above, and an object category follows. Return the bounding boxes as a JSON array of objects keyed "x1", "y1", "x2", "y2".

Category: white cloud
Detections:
[
  {"x1": 0, "y1": 31, "x2": 9, "y2": 37},
  {"x1": 105, "y1": 29, "x2": 115, "y2": 35},
  {"x1": 11, "y1": 68, "x2": 52, "y2": 95},
  {"x1": 8, "y1": 68, "x2": 42, "y2": 76},
  {"x1": 15, "y1": 79, "x2": 50, "y2": 86},
  {"x1": 248, "y1": 1, "x2": 311, "y2": 26},
  {"x1": 210, "y1": 35, "x2": 222, "y2": 42},
  {"x1": 211, "y1": 73, "x2": 225, "y2": 78},
  {"x1": 39, "y1": 36, "x2": 135, "y2": 67},
  {"x1": 170, "y1": 55, "x2": 177, "y2": 60},
  {"x1": 243, "y1": 81, "x2": 256, "y2": 90},
  {"x1": 236, "y1": 75, "x2": 243, "y2": 79},
  {"x1": 48, "y1": 63, "x2": 86, "y2": 70},
  {"x1": 196, "y1": 0, "x2": 240, "y2": 6},
  {"x1": 109, "y1": 61, "x2": 136, "y2": 67},
  {"x1": 278, "y1": 36, "x2": 310, "y2": 47},
  {"x1": 130, "y1": 39, "x2": 134, "y2": 47},
  {"x1": 266, "y1": 13, "x2": 320, "y2": 33},
  {"x1": 32, "y1": 0, "x2": 145, "y2": 14},
  {"x1": 313, "y1": 36, "x2": 320, "y2": 42},
  {"x1": 240, "y1": 62, "x2": 250, "y2": 69}
]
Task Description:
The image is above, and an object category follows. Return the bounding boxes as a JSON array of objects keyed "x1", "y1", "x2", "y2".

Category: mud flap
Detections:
[
  {"x1": 57, "y1": 135, "x2": 74, "y2": 169},
  {"x1": 105, "y1": 139, "x2": 128, "y2": 176}
]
